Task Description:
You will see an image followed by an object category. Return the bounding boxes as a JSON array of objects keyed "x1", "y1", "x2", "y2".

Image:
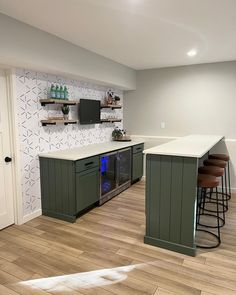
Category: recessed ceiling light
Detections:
[{"x1": 187, "y1": 49, "x2": 197, "y2": 57}]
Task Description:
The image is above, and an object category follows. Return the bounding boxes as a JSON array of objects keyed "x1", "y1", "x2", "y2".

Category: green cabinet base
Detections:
[
  {"x1": 42, "y1": 209, "x2": 77, "y2": 223},
  {"x1": 144, "y1": 235, "x2": 196, "y2": 257},
  {"x1": 40, "y1": 156, "x2": 99, "y2": 223},
  {"x1": 40, "y1": 143, "x2": 145, "y2": 224}
]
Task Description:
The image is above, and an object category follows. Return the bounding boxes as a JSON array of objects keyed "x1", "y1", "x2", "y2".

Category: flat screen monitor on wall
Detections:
[{"x1": 79, "y1": 99, "x2": 101, "y2": 124}]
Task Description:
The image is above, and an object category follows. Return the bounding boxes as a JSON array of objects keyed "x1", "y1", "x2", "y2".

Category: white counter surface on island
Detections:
[
  {"x1": 143, "y1": 135, "x2": 223, "y2": 158},
  {"x1": 39, "y1": 140, "x2": 144, "y2": 161}
]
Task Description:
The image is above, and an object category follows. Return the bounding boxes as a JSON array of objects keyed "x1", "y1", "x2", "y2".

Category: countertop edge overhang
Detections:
[
  {"x1": 143, "y1": 135, "x2": 224, "y2": 158},
  {"x1": 39, "y1": 140, "x2": 145, "y2": 161}
]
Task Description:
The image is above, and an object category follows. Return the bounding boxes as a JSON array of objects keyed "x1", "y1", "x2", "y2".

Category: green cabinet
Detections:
[
  {"x1": 39, "y1": 156, "x2": 99, "y2": 223},
  {"x1": 132, "y1": 143, "x2": 144, "y2": 183},
  {"x1": 76, "y1": 167, "x2": 99, "y2": 213},
  {"x1": 39, "y1": 143, "x2": 144, "y2": 223}
]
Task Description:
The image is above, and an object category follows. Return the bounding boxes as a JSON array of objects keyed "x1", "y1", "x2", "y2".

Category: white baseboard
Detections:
[
  {"x1": 20, "y1": 209, "x2": 42, "y2": 225},
  {"x1": 230, "y1": 188, "x2": 236, "y2": 194}
]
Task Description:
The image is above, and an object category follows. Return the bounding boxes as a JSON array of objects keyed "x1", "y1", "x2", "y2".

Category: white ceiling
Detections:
[{"x1": 0, "y1": 0, "x2": 236, "y2": 70}]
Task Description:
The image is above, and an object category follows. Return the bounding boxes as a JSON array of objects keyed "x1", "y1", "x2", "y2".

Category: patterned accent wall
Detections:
[{"x1": 15, "y1": 69, "x2": 123, "y2": 216}]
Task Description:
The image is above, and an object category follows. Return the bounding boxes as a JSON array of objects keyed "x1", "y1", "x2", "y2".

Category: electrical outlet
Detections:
[{"x1": 161, "y1": 122, "x2": 165, "y2": 129}]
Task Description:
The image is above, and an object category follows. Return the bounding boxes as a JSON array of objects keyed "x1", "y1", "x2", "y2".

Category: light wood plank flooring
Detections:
[{"x1": 0, "y1": 180, "x2": 236, "y2": 295}]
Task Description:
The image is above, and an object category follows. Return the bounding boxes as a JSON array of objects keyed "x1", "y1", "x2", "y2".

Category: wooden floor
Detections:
[{"x1": 0, "y1": 180, "x2": 236, "y2": 295}]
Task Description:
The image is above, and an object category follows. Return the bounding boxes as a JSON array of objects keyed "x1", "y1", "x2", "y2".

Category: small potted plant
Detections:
[
  {"x1": 61, "y1": 105, "x2": 70, "y2": 120},
  {"x1": 112, "y1": 127, "x2": 123, "y2": 140},
  {"x1": 114, "y1": 95, "x2": 120, "y2": 105}
]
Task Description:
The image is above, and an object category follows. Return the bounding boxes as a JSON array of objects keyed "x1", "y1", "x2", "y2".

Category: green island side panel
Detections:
[{"x1": 145, "y1": 154, "x2": 198, "y2": 256}]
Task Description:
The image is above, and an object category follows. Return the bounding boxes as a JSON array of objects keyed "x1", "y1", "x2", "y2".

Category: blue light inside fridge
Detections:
[{"x1": 101, "y1": 156, "x2": 109, "y2": 174}]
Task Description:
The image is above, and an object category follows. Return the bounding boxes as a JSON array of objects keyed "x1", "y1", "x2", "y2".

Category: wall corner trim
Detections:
[{"x1": 20, "y1": 209, "x2": 42, "y2": 225}]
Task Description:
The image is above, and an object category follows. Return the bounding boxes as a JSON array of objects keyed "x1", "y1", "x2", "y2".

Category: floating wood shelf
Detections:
[
  {"x1": 100, "y1": 119, "x2": 122, "y2": 123},
  {"x1": 101, "y1": 104, "x2": 122, "y2": 110},
  {"x1": 41, "y1": 119, "x2": 78, "y2": 126},
  {"x1": 113, "y1": 138, "x2": 131, "y2": 142},
  {"x1": 40, "y1": 99, "x2": 77, "y2": 106}
]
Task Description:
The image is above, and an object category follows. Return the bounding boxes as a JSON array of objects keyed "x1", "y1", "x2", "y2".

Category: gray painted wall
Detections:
[
  {"x1": 0, "y1": 13, "x2": 136, "y2": 90},
  {"x1": 124, "y1": 61, "x2": 236, "y2": 138},
  {"x1": 124, "y1": 61, "x2": 236, "y2": 190}
]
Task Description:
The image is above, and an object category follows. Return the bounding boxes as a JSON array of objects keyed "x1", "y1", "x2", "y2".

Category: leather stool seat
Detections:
[
  {"x1": 204, "y1": 159, "x2": 227, "y2": 169},
  {"x1": 208, "y1": 153, "x2": 231, "y2": 202},
  {"x1": 198, "y1": 165, "x2": 227, "y2": 220},
  {"x1": 198, "y1": 166, "x2": 224, "y2": 177},
  {"x1": 198, "y1": 174, "x2": 219, "y2": 188},
  {"x1": 209, "y1": 154, "x2": 230, "y2": 162}
]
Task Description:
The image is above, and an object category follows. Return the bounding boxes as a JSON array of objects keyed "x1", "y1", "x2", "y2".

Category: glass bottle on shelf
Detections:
[
  {"x1": 60, "y1": 86, "x2": 64, "y2": 99},
  {"x1": 55, "y1": 85, "x2": 61, "y2": 99},
  {"x1": 50, "y1": 84, "x2": 56, "y2": 98},
  {"x1": 64, "y1": 86, "x2": 69, "y2": 100}
]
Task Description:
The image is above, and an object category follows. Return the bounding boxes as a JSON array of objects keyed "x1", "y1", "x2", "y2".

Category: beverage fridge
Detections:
[{"x1": 100, "y1": 148, "x2": 131, "y2": 205}]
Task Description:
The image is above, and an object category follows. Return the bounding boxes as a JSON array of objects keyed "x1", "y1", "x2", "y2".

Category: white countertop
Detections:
[
  {"x1": 143, "y1": 135, "x2": 223, "y2": 158},
  {"x1": 39, "y1": 140, "x2": 144, "y2": 161}
]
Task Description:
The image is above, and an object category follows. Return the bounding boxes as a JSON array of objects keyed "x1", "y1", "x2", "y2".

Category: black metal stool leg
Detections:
[
  {"x1": 203, "y1": 174, "x2": 228, "y2": 222},
  {"x1": 216, "y1": 187, "x2": 221, "y2": 244},
  {"x1": 224, "y1": 168, "x2": 228, "y2": 199},
  {"x1": 198, "y1": 181, "x2": 225, "y2": 228},
  {"x1": 221, "y1": 176, "x2": 226, "y2": 222},
  {"x1": 197, "y1": 188, "x2": 204, "y2": 225},
  {"x1": 196, "y1": 185, "x2": 221, "y2": 249},
  {"x1": 228, "y1": 162, "x2": 231, "y2": 200}
]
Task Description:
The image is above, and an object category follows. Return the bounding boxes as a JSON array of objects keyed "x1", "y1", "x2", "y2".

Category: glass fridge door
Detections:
[
  {"x1": 117, "y1": 148, "x2": 131, "y2": 186},
  {"x1": 100, "y1": 152, "x2": 117, "y2": 197}
]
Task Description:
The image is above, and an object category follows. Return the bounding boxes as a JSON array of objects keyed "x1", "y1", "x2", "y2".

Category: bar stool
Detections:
[
  {"x1": 203, "y1": 158, "x2": 229, "y2": 209},
  {"x1": 198, "y1": 166, "x2": 226, "y2": 227},
  {"x1": 196, "y1": 174, "x2": 221, "y2": 249},
  {"x1": 209, "y1": 154, "x2": 231, "y2": 200}
]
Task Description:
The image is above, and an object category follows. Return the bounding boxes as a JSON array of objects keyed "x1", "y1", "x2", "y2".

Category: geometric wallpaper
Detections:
[{"x1": 15, "y1": 68, "x2": 123, "y2": 216}]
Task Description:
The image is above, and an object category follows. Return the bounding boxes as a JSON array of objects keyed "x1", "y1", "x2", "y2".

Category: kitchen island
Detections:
[{"x1": 143, "y1": 135, "x2": 223, "y2": 256}]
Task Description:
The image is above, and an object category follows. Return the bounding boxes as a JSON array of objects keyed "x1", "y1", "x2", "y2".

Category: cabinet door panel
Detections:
[
  {"x1": 118, "y1": 148, "x2": 131, "y2": 186},
  {"x1": 100, "y1": 152, "x2": 117, "y2": 197},
  {"x1": 132, "y1": 152, "x2": 143, "y2": 182},
  {"x1": 76, "y1": 168, "x2": 99, "y2": 213}
]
